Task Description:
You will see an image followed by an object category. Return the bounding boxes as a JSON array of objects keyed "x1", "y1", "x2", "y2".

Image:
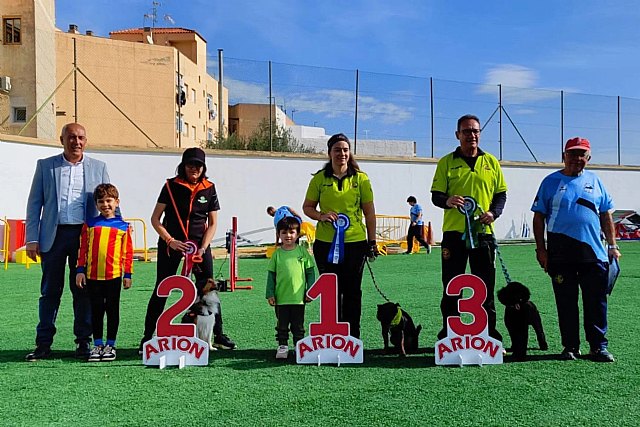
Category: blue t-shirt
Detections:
[
  {"x1": 410, "y1": 204, "x2": 424, "y2": 225},
  {"x1": 531, "y1": 170, "x2": 613, "y2": 263},
  {"x1": 273, "y1": 206, "x2": 301, "y2": 228}
]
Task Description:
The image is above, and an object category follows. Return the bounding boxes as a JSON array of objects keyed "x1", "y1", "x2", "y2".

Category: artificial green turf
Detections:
[{"x1": 1, "y1": 243, "x2": 639, "y2": 426}]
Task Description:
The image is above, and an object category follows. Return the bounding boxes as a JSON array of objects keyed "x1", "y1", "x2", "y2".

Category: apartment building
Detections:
[{"x1": 0, "y1": 0, "x2": 228, "y2": 148}]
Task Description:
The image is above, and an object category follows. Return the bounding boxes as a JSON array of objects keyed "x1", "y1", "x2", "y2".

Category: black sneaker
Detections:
[
  {"x1": 75, "y1": 342, "x2": 91, "y2": 359},
  {"x1": 25, "y1": 345, "x2": 51, "y2": 361},
  {"x1": 213, "y1": 334, "x2": 237, "y2": 350},
  {"x1": 88, "y1": 345, "x2": 104, "y2": 362},
  {"x1": 101, "y1": 345, "x2": 116, "y2": 362},
  {"x1": 589, "y1": 347, "x2": 615, "y2": 363},
  {"x1": 559, "y1": 348, "x2": 581, "y2": 361}
]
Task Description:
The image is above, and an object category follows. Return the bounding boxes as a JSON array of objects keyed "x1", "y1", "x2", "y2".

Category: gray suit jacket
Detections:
[{"x1": 26, "y1": 154, "x2": 111, "y2": 253}]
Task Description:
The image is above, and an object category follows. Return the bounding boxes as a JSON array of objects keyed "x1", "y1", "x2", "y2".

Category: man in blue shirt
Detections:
[
  {"x1": 405, "y1": 196, "x2": 431, "y2": 254},
  {"x1": 532, "y1": 137, "x2": 621, "y2": 362}
]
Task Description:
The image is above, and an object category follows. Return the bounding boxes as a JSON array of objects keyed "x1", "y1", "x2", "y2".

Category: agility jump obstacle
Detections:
[{"x1": 227, "y1": 216, "x2": 253, "y2": 291}]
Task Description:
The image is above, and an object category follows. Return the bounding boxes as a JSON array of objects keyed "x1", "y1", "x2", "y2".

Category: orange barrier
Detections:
[{"x1": 375, "y1": 214, "x2": 431, "y2": 255}]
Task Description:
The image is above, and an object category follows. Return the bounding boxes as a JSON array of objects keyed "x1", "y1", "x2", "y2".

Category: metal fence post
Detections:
[
  {"x1": 269, "y1": 60, "x2": 273, "y2": 151},
  {"x1": 617, "y1": 96, "x2": 621, "y2": 165},
  {"x1": 498, "y1": 84, "x2": 503, "y2": 160},
  {"x1": 354, "y1": 69, "x2": 359, "y2": 155},
  {"x1": 430, "y1": 77, "x2": 434, "y2": 158}
]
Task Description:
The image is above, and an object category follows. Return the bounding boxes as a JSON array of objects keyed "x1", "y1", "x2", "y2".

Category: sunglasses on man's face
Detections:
[{"x1": 460, "y1": 129, "x2": 481, "y2": 136}]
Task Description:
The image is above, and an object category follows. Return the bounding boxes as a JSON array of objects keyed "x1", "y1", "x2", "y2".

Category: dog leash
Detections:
[{"x1": 365, "y1": 259, "x2": 392, "y2": 303}]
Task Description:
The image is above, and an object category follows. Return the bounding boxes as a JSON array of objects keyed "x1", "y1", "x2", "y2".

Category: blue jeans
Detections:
[
  {"x1": 548, "y1": 261, "x2": 609, "y2": 351},
  {"x1": 36, "y1": 225, "x2": 92, "y2": 346}
]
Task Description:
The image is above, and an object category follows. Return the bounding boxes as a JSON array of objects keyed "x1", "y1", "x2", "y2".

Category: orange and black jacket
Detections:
[{"x1": 157, "y1": 177, "x2": 220, "y2": 243}]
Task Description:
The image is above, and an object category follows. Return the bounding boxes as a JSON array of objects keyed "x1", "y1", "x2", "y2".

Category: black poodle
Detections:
[
  {"x1": 497, "y1": 281, "x2": 548, "y2": 360},
  {"x1": 376, "y1": 302, "x2": 422, "y2": 356}
]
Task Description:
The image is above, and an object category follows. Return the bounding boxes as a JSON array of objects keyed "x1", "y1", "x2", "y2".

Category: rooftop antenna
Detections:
[{"x1": 143, "y1": 1, "x2": 161, "y2": 28}]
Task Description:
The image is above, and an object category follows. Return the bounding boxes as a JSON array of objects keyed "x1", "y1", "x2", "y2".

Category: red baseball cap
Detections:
[{"x1": 565, "y1": 137, "x2": 591, "y2": 151}]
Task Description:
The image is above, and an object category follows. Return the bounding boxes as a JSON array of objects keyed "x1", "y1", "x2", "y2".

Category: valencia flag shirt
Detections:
[{"x1": 77, "y1": 215, "x2": 133, "y2": 280}]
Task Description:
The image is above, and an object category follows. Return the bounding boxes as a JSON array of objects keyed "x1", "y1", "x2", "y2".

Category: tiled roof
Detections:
[{"x1": 110, "y1": 27, "x2": 206, "y2": 41}]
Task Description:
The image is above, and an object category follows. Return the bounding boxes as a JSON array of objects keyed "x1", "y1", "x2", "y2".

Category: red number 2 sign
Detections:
[
  {"x1": 155, "y1": 275, "x2": 197, "y2": 337},
  {"x1": 306, "y1": 273, "x2": 350, "y2": 337},
  {"x1": 446, "y1": 274, "x2": 488, "y2": 336}
]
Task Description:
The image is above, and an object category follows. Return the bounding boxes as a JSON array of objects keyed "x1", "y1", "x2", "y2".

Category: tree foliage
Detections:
[{"x1": 204, "y1": 119, "x2": 317, "y2": 153}]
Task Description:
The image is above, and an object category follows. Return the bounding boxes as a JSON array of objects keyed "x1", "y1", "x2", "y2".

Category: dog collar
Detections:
[{"x1": 390, "y1": 307, "x2": 402, "y2": 327}]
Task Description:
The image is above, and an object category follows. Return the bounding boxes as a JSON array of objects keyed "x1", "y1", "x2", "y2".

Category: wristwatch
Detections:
[{"x1": 607, "y1": 244, "x2": 620, "y2": 250}]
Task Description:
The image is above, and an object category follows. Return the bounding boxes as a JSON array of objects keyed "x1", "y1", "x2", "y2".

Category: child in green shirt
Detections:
[{"x1": 266, "y1": 217, "x2": 316, "y2": 359}]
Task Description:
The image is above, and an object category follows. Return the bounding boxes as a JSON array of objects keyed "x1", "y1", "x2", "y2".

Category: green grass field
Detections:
[{"x1": 1, "y1": 243, "x2": 639, "y2": 426}]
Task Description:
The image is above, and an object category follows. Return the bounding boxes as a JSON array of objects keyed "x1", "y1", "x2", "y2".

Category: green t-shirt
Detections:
[
  {"x1": 266, "y1": 245, "x2": 316, "y2": 305},
  {"x1": 305, "y1": 169, "x2": 374, "y2": 243},
  {"x1": 431, "y1": 150, "x2": 507, "y2": 233}
]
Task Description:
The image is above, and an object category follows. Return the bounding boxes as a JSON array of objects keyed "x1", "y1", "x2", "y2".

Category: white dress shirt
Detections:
[{"x1": 58, "y1": 156, "x2": 85, "y2": 225}]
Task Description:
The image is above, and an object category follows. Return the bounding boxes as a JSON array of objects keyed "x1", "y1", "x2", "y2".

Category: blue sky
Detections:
[{"x1": 55, "y1": 0, "x2": 640, "y2": 163}]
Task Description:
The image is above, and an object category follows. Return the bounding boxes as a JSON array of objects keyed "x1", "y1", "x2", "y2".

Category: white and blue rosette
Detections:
[{"x1": 328, "y1": 213, "x2": 350, "y2": 264}]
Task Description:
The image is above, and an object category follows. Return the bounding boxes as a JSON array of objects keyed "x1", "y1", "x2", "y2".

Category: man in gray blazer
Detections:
[{"x1": 25, "y1": 123, "x2": 111, "y2": 361}]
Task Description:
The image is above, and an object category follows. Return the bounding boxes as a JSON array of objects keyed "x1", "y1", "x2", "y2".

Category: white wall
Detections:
[{"x1": 2, "y1": 138, "x2": 640, "y2": 248}]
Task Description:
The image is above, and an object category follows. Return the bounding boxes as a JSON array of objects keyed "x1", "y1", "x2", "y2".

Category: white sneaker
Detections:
[{"x1": 275, "y1": 345, "x2": 289, "y2": 359}]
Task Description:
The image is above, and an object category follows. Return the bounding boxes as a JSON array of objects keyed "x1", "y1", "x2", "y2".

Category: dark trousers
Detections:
[
  {"x1": 36, "y1": 224, "x2": 91, "y2": 346},
  {"x1": 439, "y1": 231, "x2": 502, "y2": 341},
  {"x1": 275, "y1": 305, "x2": 306, "y2": 345},
  {"x1": 142, "y1": 240, "x2": 223, "y2": 340},
  {"x1": 548, "y1": 261, "x2": 609, "y2": 351},
  {"x1": 87, "y1": 278, "x2": 122, "y2": 342},
  {"x1": 407, "y1": 224, "x2": 429, "y2": 252},
  {"x1": 313, "y1": 240, "x2": 367, "y2": 339}
]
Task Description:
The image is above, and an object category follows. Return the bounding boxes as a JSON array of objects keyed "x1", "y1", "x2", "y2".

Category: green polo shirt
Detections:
[
  {"x1": 305, "y1": 169, "x2": 374, "y2": 243},
  {"x1": 431, "y1": 149, "x2": 507, "y2": 233}
]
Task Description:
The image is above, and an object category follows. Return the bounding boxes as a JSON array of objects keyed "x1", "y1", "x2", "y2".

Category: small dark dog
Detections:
[
  {"x1": 376, "y1": 302, "x2": 422, "y2": 356},
  {"x1": 497, "y1": 281, "x2": 548, "y2": 360}
]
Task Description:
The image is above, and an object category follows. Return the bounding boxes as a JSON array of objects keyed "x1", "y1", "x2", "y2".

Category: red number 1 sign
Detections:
[
  {"x1": 435, "y1": 274, "x2": 503, "y2": 366},
  {"x1": 142, "y1": 275, "x2": 210, "y2": 368},
  {"x1": 296, "y1": 273, "x2": 364, "y2": 365}
]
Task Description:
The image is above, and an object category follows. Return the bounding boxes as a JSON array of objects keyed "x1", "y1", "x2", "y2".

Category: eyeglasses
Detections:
[{"x1": 460, "y1": 129, "x2": 481, "y2": 136}]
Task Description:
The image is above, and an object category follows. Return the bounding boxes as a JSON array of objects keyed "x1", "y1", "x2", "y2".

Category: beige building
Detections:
[
  {"x1": 0, "y1": 0, "x2": 57, "y2": 140},
  {"x1": 228, "y1": 103, "x2": 292, "y2": 138},
  {"x1": 0, "y1": 0, "x2": 228, "y2": 148}
]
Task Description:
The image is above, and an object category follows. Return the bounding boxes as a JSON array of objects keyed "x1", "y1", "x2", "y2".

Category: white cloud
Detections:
[
  {"x1": 224, "y1": 80, "x2": 414, "y2": 125},
  {"x1": 483, "y1": 64, "x2": 538, "y2": 88},
  {"x1": 225, "y1": 78, "x2": 269, "y2": 104},
  {"x1": 479, "y1": 64, "x2": 559, "y2": 105}
]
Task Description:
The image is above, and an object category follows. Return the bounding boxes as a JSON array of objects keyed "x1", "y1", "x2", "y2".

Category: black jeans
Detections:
[
  {"x1": 142, "y1": 240, "x2": 223, "y2": 341},
  {"x1": 275, "y1": 305, "x2": 306, "y2": 345},
  {"x1": 407, "y1": 224, "x2": 429, "y2": 252},
  {"x1": 87, "y1": 278, "x2": 122, "y2": 342},
  {"x1": 312, "y1": 240, "x2": 367, "y2": 339},
  {"x1": 439, "y1": 231, "x2": 501, "y2": 341}
]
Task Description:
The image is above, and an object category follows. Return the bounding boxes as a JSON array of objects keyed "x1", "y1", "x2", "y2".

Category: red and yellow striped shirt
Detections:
[{"x1": 77, "y1": 215, "x2": 133, "y2": 280}]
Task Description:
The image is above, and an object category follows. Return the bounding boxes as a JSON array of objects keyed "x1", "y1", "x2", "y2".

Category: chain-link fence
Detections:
[
  {"x1": 5, "y1": 44, "x2": 640, "y2": 165},
  {"x1": 212, "y1": 56, "x2": 640, "y2": 166}
]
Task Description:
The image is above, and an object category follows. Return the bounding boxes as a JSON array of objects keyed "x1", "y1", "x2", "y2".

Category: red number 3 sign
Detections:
[
  {"x1": 436, "y1": 274, "x2": 503, "y2": 366},
  {"x1": 446, "y1": 274, "x2": 488, "y2": 336}
]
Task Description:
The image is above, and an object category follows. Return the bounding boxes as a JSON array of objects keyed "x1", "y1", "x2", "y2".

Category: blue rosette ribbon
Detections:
[{"x1": 328, "y1": 213, "x2": 350, "y2": 264}]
